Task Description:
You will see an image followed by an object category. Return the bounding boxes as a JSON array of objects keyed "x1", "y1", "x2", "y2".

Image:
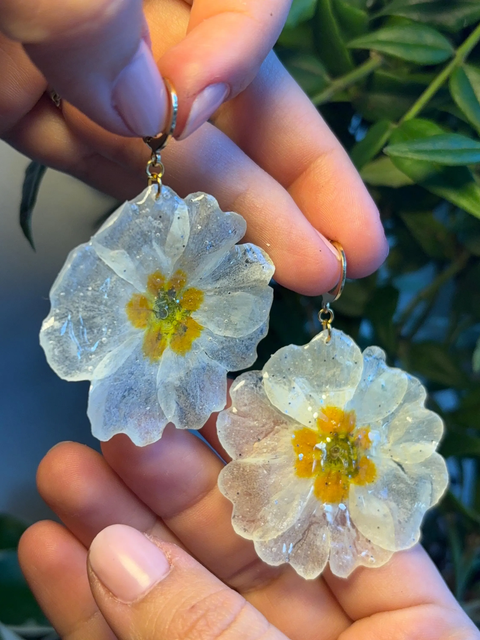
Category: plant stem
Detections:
[
  {"x1": 401, "y1": 22, "x2": 480, "y2": 123},
  {"x1": 397, "y1": 250, "x2": 469, "y2": 331},
  {"x1": 311, "y1": 55, "x2": 383, "y2": 105}
]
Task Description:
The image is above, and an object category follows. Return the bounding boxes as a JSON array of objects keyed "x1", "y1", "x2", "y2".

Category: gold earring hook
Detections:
[
  {"x1": 143, "y1": 79, "x2": 178, "y2": 153},
  {"x1": 144, "y1": 80, "x2": 178, "y2": 197},
  {"x1": 319, "y1": 241, "x2": 347, "y2": 343}
]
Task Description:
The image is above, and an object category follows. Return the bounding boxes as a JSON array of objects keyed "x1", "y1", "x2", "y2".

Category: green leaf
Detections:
[
  {"x1": 376, "y1": 0, "x2": 480, "y2": 34},
  {"x1": 314, "y1": 0, "x2": 354, "y2": 76},
  {"x1": 283, "y1": 53, "x2": 330, "y2": 95},
  {"x1": 451, "y1": 390, "x2": 480, "y2": 430},
  {"x1": 441, "y1": 431, "x2": 480, "y2": 458},
  {"x1": 404, "y1": 341, "x2": 468, "y2": 388},
  {"x1": 348, "y1": 25, "x2": 454, "y2": 65},
  {"x1": 277, "y1": 23, "x2": 315, "y2": 51},
  {"x1": 351, "y1": 119, "x2": 395, "y2": 169},
  {"x1": 0, "y1": 515, "x2": 27, "y2": 551},
  {"x1": 385, "y1": 134, "x2": 480, "y2": 165},
  {"x1": 20, "y1": 161, "x2": 47, "y2": 250},
  {"x1": 360, "y1": 156, "x2": 414, "y2": 187},
  {"x1": 389, "y1": 119, "x2": 480, "y2": 219},
  {"x1": 333, "y1": 0, "x2": 368, "y2": 39},
  {"x1": 450, "y1": 65, "x2": 480, "y2": 133},
  {"x1": 473, "y1": 337, "x2": 480, "y2": 373},
  {"x1": 365, "y1": 285, "x2": 399, "y2": 353},
  {"x1": 0, "y1": 551, "x2": 48, "y2": 626},
  {"x1": 333, "y1": 276, "x2": 376, "y2": 317},
  {"x1": 401, "y1": 211, "x2": 457, "y2": 259},
  {"x1": 354, "y1": 89, "x2": 418, "y2": 122},
  {"x1": 286, "y1": 0, "x2": 318, "y2": 27}
]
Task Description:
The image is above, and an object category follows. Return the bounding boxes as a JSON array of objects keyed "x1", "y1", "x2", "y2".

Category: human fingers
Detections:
[
  {"x1": 88, "y1": 524, "x2": 288, "y2": 640},
  {"x1": 156, "y1": 0, "x2": 292, "y2": 138},
  {"x1": 324, "y1": 545, "x2": 477, "y2": 634},
  {"x1": 38, "y1": 439, "x2": 350, "y2": 640},
  {"x1": 0, "y1": 34, "x2": 46, "y2": 136},
  {"x1": 7, "y1": 98, "x2": 343, "y2": 294},
  {"x1": 102, "y1": 431, "x2": 351, "y2": 639},
  {"x1": 18, "y1": 521, "x2": 115, "y2": 640},
  {"x1": 0, "y1": 0, "x2": 167, "y2": 137},
  {"x1": 36, "y1": 441, "x2": 179, "y2": 547},
  {"x1": 213, "y1": 52, "x2": 388, "y2": 278},
  {"x1": 340, "y1": 605, "x2": 479, "y2": 640}
]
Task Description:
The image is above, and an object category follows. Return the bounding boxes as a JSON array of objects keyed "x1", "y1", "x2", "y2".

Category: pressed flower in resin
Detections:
[
  {"x1": 40, "y1": 186, "x2": 274, "y2": 445},
  {"x1": 218, "y1": 329, "x2": 448, "y2": 579}
]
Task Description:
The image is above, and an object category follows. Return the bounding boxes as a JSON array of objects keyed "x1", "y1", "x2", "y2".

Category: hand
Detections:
[
  {"x1": 19, "y1": 426, "x2": 478, "y2": 640},
  {"x1": 0, "y1": 0, "x2": 387, "y2": 296}
]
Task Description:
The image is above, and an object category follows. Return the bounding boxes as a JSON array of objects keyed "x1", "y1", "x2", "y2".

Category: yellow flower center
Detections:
[
  {"x1": 292, "y1": 406, "x2": 376, "y2": 504},
  {"x1": 126, "y1": 270, "x2": 204, "y2": 361}
]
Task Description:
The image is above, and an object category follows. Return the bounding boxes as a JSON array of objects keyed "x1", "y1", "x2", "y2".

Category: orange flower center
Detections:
[
  {"x1": 292, "y1": 406, "x2": 376, "y2": 504},
  {"x1": 126, "y1": 270, "x2": 203, "y2": 361}
]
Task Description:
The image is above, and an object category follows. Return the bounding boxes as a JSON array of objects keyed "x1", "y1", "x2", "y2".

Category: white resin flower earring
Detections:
[
  {"x1": 40, "y1": 84, "x2": 274, "y2": 445},
  {"x1": 217, "y1": 243, "x2": 448, "y2": 579}
]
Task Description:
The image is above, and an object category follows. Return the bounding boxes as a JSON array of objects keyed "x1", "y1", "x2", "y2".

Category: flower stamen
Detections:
[
  {"x1": 292, "y1": 406, "x2": 376, "y2": 504},
  {"x1": 126, "y1": 269, "x2": 204, "y2": 360}
]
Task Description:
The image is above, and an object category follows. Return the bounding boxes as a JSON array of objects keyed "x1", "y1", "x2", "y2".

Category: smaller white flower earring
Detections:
[
  {"x1": 217, "y1": 243, "x2": 448, "y2": 579},
  {"x1": 40, "y1": 83, "x2": 274, "y2": 445}
]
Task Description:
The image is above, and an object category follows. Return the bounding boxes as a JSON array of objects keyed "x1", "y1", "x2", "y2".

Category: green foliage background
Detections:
[
  {"x1": 262, "y1": 0, "x2": 480, "y2": 623},
  {"x1": 5, "y1": 0, "x2": 480, "y2": 635}
]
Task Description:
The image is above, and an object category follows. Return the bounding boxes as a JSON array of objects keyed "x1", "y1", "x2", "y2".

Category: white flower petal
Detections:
[
  {"x1": 382, "y1": 405, "x2": 444, "y2": 464},
  {"x1": 92, "y1": 186, "x2": 190, "y2": 288},
  {"x1": 349, "y1": 453, "x2": 447, "y2": 551},
  {"x1": 191, "y1": 243, "x2": 274, "y2": 292},
  {"x1": 347, "y1": 346, "x2": 409, "y2": 425},
  {"x1": 87, "y1": 343, "x2": 168, "y2": 446},
  {"x1": 40, "y1": 243, "x2": 136, "y2": 381},
  {"x1": 328, "y1": 507, "x2": 393, "y2": 578},
  {"x1": 254, "y1": 500, "x2": 330, "y2": 579},
  {"x1": 217, "y1": 371, "x2": 298, "y2": 460},
  {"x1": 263, "y1": 329, "x2": 363, "y2": 426},
  {"x1": 193, "y1": 286, "x2": 273, "y2": 337},
  {"x1": 156, "y1": 343, "x2": 227, "y2": 429},
  {"x1": 174, "y1": 192, "x2": 246, "y2": 282},
  {"x1": 197, "y1": 323, "x2": 268, "y2": 372},
  {"x1": 218, "y1": 459, "x2": 312, "y2": 541},
  {"x1": 348, "y1": 483, "x2": 397, "y2": 550},
  {"x1": 404, "y1": 452, "x2": 448, "y2": 506},
  {"x1": 372, "y1": 374, "x2": 442, "y2": 464},
  {"x1": 191, "y1": 244, "x2": 274, "y2": 338}
]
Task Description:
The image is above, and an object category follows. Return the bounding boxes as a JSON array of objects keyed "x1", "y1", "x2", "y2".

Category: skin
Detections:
[
  {"x1": 2, "y1": 0, "x2": 476, "y2": 637},
  {"x1": 0, "y1": 0, "x2": 387, "y2": 294},
  {"x1": 19, "y1": 427, "x2": 479, "y2": 640}
]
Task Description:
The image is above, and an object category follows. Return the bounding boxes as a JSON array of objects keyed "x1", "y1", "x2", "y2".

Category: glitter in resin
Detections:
[
  {"x1": 40, "y1": 186, "x2": 274, "y2": 445},
  {"x1": 217, "y1": 329, "x2": 448, "y2": 579}
]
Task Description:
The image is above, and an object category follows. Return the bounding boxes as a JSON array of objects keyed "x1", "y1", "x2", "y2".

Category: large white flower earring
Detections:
[
  {"x1": 40, "y1": 83, "x2": 274, "y2": 445},
  {"x1": 217, "y1": 243, "x2": 448, "y2": 579}
]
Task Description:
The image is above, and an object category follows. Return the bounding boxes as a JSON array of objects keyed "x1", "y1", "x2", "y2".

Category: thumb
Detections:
[
  {"x1": 0, "y1": 0, "x2": 167, "y2": 137},
  {"x1": 88, "y1": 524, "x2": 287, "y2": 640}
]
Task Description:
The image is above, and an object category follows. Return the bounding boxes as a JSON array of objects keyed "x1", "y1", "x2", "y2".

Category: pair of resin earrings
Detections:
[{"x1": 40, "y1": 86, "x2": 448, "y2": 580}]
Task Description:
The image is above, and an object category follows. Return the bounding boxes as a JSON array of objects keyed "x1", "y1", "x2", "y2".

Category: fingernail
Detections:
[
  {"x1": 178, "y1": 83, "x2": 229, "y2": 140},
  {"x1": 113, "y1": 40, "x2": 168, "y2": 137},
  {"x1": 89, "y1": 524, "x2": 170, "y2": 603}
]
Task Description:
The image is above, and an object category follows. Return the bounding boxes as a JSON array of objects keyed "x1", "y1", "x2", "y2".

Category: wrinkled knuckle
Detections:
[
  {"x1": 172, "y1": 588, "x2": 254, "y2": 640},
  {"x1": 0, "y1": 0, "x2": 127, "y2": 44}
]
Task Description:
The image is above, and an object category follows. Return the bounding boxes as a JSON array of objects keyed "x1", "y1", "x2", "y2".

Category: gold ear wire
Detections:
[
  {"x1": 143, "y1": 79, "x2": 178, "y2": 153},
  {"x1": 143, "y1": 80, "x2": 178, "y2": 197},
  {"x1": 319, "y1": 241, "x2": 347, "y2": 342}
]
